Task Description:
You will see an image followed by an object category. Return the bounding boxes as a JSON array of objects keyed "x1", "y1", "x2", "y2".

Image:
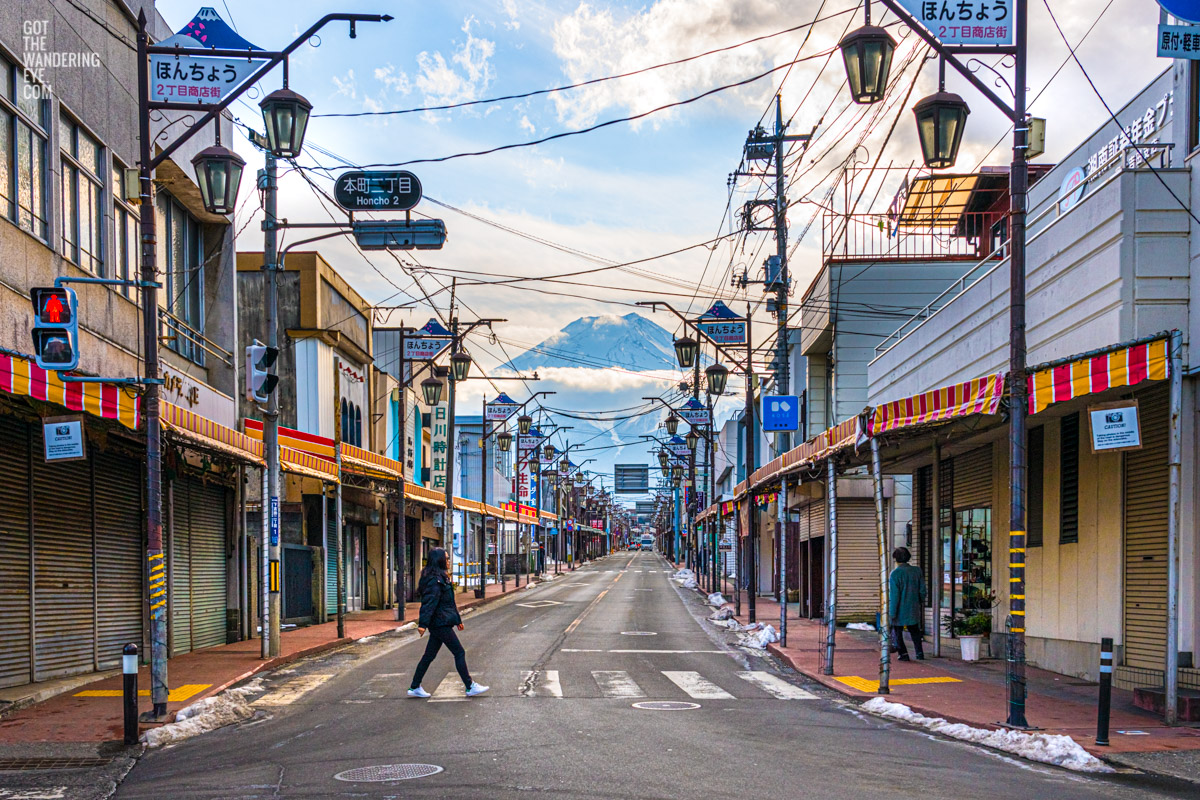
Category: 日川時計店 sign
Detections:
[{"x1": 894, "y1": 1, "x2": 1014, "y2": 46}]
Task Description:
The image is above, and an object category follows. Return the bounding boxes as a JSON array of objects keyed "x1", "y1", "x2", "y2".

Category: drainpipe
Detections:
[
  {"x1": 931, "y1": 442, "x2": 942, "y2": 658},
  {"x1": 1166, "y1": 329, "x2": 1182, "y2": 725}
]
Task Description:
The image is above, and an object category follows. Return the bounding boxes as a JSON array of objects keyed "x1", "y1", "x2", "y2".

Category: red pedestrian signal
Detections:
[{"x1": 30, "y1": 286, "x2": 79, "y2": 371}]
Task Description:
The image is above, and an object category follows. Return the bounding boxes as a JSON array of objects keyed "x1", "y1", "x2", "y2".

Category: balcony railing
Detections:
[
  {"x1": 823, "y1": 211, "x2": 1006, "y2": 263},
  {"x1": 158, "y1": 308, "x2": 232, "y2": 368}
]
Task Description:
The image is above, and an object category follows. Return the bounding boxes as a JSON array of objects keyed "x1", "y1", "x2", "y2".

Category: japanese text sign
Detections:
[
  {"x1": 1157, "y1": 24, "x2": 1200, "y2": 58},
  {"x1": 895, "y1": 1, "x2": 1013, "y2": 46},
  {"x1": 430, "y1": 402, "x2": 449, "y2": 491}
]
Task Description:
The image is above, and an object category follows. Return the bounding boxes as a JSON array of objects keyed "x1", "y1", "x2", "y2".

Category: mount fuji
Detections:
[{"x1": 504, "y1": 312, "x2": 678, "y2": 373}]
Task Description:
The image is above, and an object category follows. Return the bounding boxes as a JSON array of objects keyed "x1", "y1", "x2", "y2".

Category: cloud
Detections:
[
  {"x1": 331, "y1": 69, "x2": 357, "y2": 100},
  {"x1": 501, "y1": 0, "x2": 520, "y2": 31},
  {"x1": 374, "y1": 64, "x2": 412, "y2": 95},
  {"x1": 519, "y1": 114, "x2": 536, "y2": 134},
  {"x1": 549, "y1": 0, "x2": 803, "y2": 128},
  {"x1": 414, "y1": 16, "x2": 497, "y2": 110}
]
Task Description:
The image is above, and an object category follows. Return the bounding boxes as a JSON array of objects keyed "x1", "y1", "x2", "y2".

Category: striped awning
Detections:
[
  {"x1": 162, "y1": 402, "x2": 263, "y2": 466},
  {"x1": 340, "y1": 442, "x2": 402, "y2": 481},
  {"x1": 404, "y1": 481, "x2": 445, "y2": 508},
  {"x1": 454, "y1": 497, "x2": 483, "y2": 514},
  {"x1": 1028, "y1": 337, "x2": 1169, "y2": 415},
  {"x1": 868, "y1": 372, "x2": 1005, "y2": 435},
  {"x1": 282, "y1": 446, "x2": 338, "y2": 482},
  {"x1": 1, "y1": 352, "x2": 140, "y2": 430}
]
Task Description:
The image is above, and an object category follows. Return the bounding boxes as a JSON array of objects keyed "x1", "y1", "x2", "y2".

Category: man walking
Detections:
[{"x1": 889, "y1": 547, "x2": 926, "y2": 661}]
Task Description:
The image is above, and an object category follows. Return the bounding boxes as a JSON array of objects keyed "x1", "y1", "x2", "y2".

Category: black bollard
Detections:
[
  {"x1": 1096, "y1": 636, "x2": 1113, "y2": 746},
  {"x1": 123, "y1": 643, "x2": 139, "y2": 745}
]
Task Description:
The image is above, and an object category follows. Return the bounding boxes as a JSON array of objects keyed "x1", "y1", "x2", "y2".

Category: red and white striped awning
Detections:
[
  {"x1": 1027, "y1": 337, "x2": 1169, "y2": 415},
  {"x1": 867, "y1": 372, "x2": 1005, "y2": 436},
  {"x1": 1, "y1": 353, "x2": 140, "y2": 430}
]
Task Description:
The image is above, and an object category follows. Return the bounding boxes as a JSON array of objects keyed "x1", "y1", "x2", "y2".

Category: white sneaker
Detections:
[
  {"x1": 465, "y1": 682, "x2": 489, "y2": 697},
  {"x1": 407, "y1": 686, "x2": 431, "y2": 698}
]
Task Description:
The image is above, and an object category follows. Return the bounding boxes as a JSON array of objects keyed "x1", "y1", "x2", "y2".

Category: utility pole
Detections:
[
  {"x1": 772, "y1": 95, "x2": 791, "y2": 453},
  {"x1": 261, "y1": 149, "x2": 282, "y2": 658},
  {"x1": 746, "y1": 305, "x2": 757, "y2": 623},
  {"x1": 334, "y1": 363, "x2": 345, "y2": 639}
]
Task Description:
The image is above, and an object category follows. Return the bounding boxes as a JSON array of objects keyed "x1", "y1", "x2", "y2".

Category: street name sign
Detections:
[
  {"x1": 151, "y1": 8, "x2": 267, "y2": 104},
  {"x1": 762, "y1": 395, "x2": 800, "y2": 432},
  {"x1": 678, "y1": 397, "x2": 711, "y2": 426},
  {"x1": 696, "y1": 300, "x2": 746, "y2": 345},
  {"x1": 486, "y1": 392, "x2": 520, "y2": 421},
  {"x1": 334, "y1": 170, "x2": 422, "y2": 211},
  {"x1": 894, "y1": 1, "x2": 1014, "y2": 46}
]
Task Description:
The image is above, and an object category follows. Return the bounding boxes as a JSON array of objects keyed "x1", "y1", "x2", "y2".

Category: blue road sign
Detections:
[
  {"x1": 762, "y1": 395, "x2": 799, "y2": 432},
  {"x1": 1159, "y1": 1, "x2": 1200, "y2": 24}
]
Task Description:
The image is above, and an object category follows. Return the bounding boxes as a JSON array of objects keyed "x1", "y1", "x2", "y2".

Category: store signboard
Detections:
[{"x1": 894, "y1": 0, "x2": 1014, "y2": 46}]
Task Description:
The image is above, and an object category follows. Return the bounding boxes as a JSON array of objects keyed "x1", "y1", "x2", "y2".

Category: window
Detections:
[
  {"x1": 112, "y1": 162, "x2": 138, "y2": 294},
  {"x1": 0, "y1": 55, "x2": 49, "y2": 240},
  {"x1": 157, "y1": 192, "x2": 204, "y2": 364},
  {"x1": 1027, "y1": 425, "x2": 1044, "y2": 547},
  {"x1": 60, "y1": 115, "x2": 104, "y2": 272},
  {"x1": 1190, "y1": 62, "x2": 1200, "y2": 153},
  {"x1": 1060, "y1": 412, "x2": 1080, "y2": 544}
]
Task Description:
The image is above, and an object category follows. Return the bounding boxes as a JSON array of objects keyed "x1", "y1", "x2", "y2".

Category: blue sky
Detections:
[{"x1": 156, "y1": 0, "x2": 1170, "y2": 444}]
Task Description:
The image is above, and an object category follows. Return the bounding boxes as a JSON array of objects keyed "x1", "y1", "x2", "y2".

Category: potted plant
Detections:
[{"x1": 948, "y1": 611, "x2": 992, "y2": 661}]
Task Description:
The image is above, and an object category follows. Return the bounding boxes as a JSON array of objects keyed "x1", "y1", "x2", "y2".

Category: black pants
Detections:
[
  {"x1": 892, "y1": 624, "x2": 924, "y2": 658},
  {"x1": 411, "y1": 625, "x2": 472, "y2": 690}
]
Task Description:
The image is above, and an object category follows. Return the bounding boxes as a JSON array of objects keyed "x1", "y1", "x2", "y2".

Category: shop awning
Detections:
[
  {"x1": 519, "y1": 512, "x2": 538, "y2": 526},
  {"x1": 340, "y1": 442, "x2": 402, "y2": 481},
  {"x1": 454, "y1": 497, "x2": 483, "y2": 514},
  {"x1": 282, "y1": 446, "x2": 339, "y2": 482},
  {"x1": 161, "y1": 402, "x2": 263, "y2": 466},
  {"x1": 404, "y1": 481, "x2": 445, "y2": 508},
  {"x1": 541, "y1": 511, "x2": 558, "y2": 524},
  {"x1": 1028, "y1": 336, "x2": 1169, "y2": 416},
  {"x1": 867, "y1": 372, "x2": 1005, "y2": 436},
  {"x1": 1, "y1": 352, "x2": 140, "y2": 430}
]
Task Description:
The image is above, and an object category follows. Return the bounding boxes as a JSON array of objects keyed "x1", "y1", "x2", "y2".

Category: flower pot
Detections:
[{"x1": 959, "y1": 634, "x2": 983, "y2": 662}]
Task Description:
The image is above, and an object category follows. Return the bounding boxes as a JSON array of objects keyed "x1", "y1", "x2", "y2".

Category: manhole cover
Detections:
[
  {"x1": 621, "y1": 631, "x2": 657, "y2": 636},
  {"x1": 334, "y1": 764, "x2": 444, "y2": 782},
  {"x1": 632, "y1": 701, "x2": 700, "y2": 711}
]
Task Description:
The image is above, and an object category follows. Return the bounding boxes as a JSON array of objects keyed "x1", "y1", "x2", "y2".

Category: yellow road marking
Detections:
[
  {"x1": 835, "y1": 675, "x2": 961, "y2": 693},
  {"x1": 75, "y1": 683, "x2": 211, "y2": 702},
  {"x1": 564, "y1": 557, "x2": 631, "y2": 634}
]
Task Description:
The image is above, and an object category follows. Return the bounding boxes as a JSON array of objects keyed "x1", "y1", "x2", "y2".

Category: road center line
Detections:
[{"x1": 564, "y1": 561, "x2": 627, "y2": 635}]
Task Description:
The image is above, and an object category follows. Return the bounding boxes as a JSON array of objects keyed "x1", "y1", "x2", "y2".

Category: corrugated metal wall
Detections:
[{"x1": 1123, "y1": 388, "x2": 1169, "y2": 672}]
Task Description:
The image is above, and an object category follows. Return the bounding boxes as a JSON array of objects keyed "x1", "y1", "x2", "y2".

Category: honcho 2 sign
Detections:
[{"x1": 334, "y1": 170, "x2": 422, "y2": 211}]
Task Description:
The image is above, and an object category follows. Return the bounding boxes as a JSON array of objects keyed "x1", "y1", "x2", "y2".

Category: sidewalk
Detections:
[
  {"x1": 0, "y1": 573, "x2": 553, "y2": 745},
  {"x1": 706, "y1": 583, "x2": 1200, "y2": 760}
]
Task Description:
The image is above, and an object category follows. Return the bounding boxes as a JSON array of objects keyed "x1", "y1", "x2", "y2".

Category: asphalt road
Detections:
[{"x1": 113, "y1": 552, "x2": 1194, "y2": 800}]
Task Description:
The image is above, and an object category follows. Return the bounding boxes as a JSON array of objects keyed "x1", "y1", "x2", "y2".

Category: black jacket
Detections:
[{"x1": 417, "y1": 571, "x2": 462, "y2": 628}]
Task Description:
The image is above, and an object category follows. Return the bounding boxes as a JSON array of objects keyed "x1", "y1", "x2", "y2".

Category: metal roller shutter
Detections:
[
  {"x1": 169, "y1": 479, "x2": 192, "y2": 657},
  {"x1": 1123, "y1": 388, "x2": 1169, "y2": 672},
  {"x1": 326, "y1": 510, "x2": 339, "y2": 616},
  {"x1": 92, "y1": 450, "x2": 143, "y2": 669},
  {"x1": 0, "y1": 417, "x2": 31, "y2": 688},
  {"x1": 807, "y1": 499, "x2": 827, "y2": 541},
  {"x1": 31, "y1": 430, "x2": 95, "y2": 681},
  {"x1": 836, "y1": 498, "x2": 881, "y2": 621},
  {"x1": 187, "y1": 478, "x2": 228, "y2": 651},
  {"x1": 953, "y1": 445, "x2": 992, "y2": 509}
]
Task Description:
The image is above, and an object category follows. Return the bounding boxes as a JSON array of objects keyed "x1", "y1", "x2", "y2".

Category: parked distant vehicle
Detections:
[
  {"x1": 629, "y1": 542, "x2": 640, "y2": 551},
  {"x1": 640, "y1": 536, "x2": 655, "y2": 551}
]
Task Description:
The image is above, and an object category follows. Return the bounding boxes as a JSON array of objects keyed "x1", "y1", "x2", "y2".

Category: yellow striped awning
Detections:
[
  {"x1": 340, "y1": 442, "x2": 402, "y2": 481},
  {"x1": 161, "y1": 402, "x2": 263, "y2": 466},
  {"x1": 404, "y1": 481, "x2": 445, "y2": 507},
  {"x1": 1028, "y1": 337, "x2": 1169, "y2": 415},
  {"x1": 1, "y1": 352, "x2": 140, "y2": 430},
  {"x1": 868, "y1": 372, "x2": 1005, "y2": 435}
]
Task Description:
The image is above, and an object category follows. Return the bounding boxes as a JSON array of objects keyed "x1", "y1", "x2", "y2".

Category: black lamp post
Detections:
[
  {"x1": 517, "y1": 414, "x2": 533, "y2": 435},
  {"x1": 705, "y1": 363, "x2": 729, "y2": 396},
  {"x1": 421, "y1": 376, "x2": 443, "y2": 407},
  {"x1": 450, "y1": 350, "x2": 473, "y2": 382},
  {"x1": 192, "y1": 142, "x2": 245, "y2": 216},
  {"x1": 259, "y1": 87, "x2": 312, "y2": 158},
  {"x1": 913, "y1": 89, "x2": 970, "y2": 169},
  {"x1": 665, "y1": 414, "x2": 680, "y2": 436},
  {"x1": 674, "y1": 336, "x2": 699, "y2": 369}
]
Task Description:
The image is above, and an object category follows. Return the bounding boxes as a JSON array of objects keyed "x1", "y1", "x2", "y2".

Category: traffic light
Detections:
[
  {"x1": 30, "y1": 286, "x2": 79, "y2": 371},
  {"x1": 245, "y1": 340, "x2": 279, "y2": 403}
]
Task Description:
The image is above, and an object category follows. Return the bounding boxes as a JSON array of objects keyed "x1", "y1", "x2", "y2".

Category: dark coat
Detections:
[
  {"x1": 417, "y1": 570, "x2": 462, "y2": 628},
  {"x1": 889, "y1": 563, "x2": 926, "y2": 628}
]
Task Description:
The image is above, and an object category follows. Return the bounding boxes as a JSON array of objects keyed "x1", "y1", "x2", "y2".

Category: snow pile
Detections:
[
  {"x1": 395, "y1": 621, "x2": 417, "y2": 632},
  {"x1": 357, "y1": 635, "x2": 376, "y2": 643},
  {"x1": 861, "y1": 698, "x2": 1113, "y2": 773},
  {"x1": 707, "y1": 607, "x2": 734, "y2": 621},
  {"x1": 846, "y1": 622, "x2": 876, "y2": 632},
  {"x1": 706, "y1": 593, "x2": 730, "y2": 607},
  {"x1": 142, "y1": 679, "x2": 264, "y2": 748},
  {"x1": 738, "y1": 624, "x2": 779, "y2": 650}
]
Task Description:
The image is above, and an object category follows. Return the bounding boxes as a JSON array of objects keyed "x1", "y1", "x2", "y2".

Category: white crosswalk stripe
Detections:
[
  {"x1": 737, "y1": 671, "x2": 817, "y2": 699},
  {"x1": 521, "y1": 670, "x2": 563, "y2": 698},
  {"x1": 662, "y1": 671, "x2": 735, "y2": 699},
  {"x1": 592, "y1": 670, "x2": 645, "y2": 698},
  {"x1": 429, "y1": 673, "x2": 478, "y2": 702}
]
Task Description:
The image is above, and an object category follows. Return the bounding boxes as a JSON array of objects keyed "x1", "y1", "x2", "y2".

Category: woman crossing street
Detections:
[{"x1": 407, "y1": 547, "x2": 489, "y2": 699}]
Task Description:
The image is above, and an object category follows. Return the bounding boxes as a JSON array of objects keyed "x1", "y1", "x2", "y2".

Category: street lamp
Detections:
[
  {"x1": 839, "y1": 24, "x2": 896, "y2": 105},
  {"x1": 705, "y1": 363, "x2": 729, "y2": 396},
  {"x1": 421, "y1": 376, "x2": 443, "y2": 407},
  {"x1": 672, "y1": 464, "x2": 684, "y2": 482},
  {"x1": 528, "y1": 456, "x2": 540, "y2": 474},
  {"x1": 544, "y1": 468, "x2": 558, "y2": 483},
  {"x1": 518, "y1": 414, "x2": 533, "y2": 435},
  {"x1": 449, "y1": 350, "x2": 473, "y2": 382},
  {"x1": 913, "y1": 89, "x2": 970, "y2": 169},
  {"x1": 665, "y1": 414, "x2": 680, "y2": 436},
  {"x1": 496, "y1": 430, "x2": 513, "y2": 452},
  {"x1": 259, "y1": 87, "x2": 313, "y2": 158},
  {"x1": 673, "y1": 336, "x2": 699, "y2": 369},
  {"x1": 657, "y1": 450, "x2": 669, "y2": 470},
  {"x1": 191, "y1": 143, "x2": 245, "y2": 216},
  {"x1": 685, "y1": 429, "x2": 699, "y2": 452},
  {"x1": 543, "y1": 443, "x2": 555, "y2": 460}
]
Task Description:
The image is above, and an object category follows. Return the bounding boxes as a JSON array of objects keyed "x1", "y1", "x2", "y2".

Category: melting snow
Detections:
[{"x1": 142, "y1": 679, "x2": 265, "y2": 748}]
